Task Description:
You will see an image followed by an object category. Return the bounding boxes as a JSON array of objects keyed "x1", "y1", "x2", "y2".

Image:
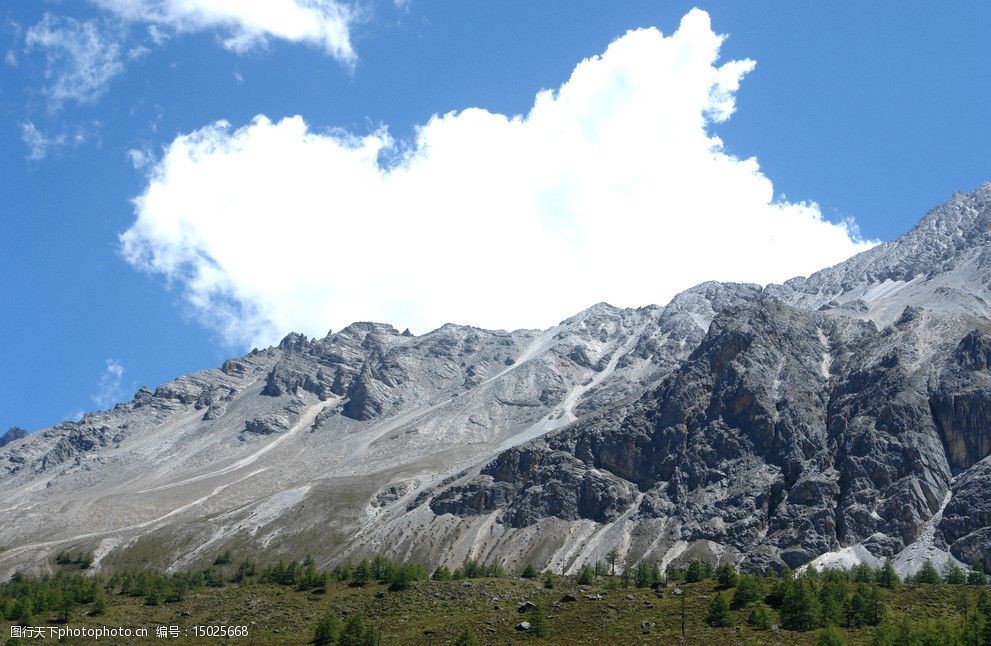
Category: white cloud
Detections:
[
  {"x1": 4, "y1": 49, "x2": 16, "y2": 67},
  {"x1": 91, "y1": 359, "x2": 126, "y2": 409},
  {"x1": 92, "y1": 0, "x2": 355, "y2": 63},
  {"x1": 121, "y1": 9, "x2": 875, "y2": 349},
  {"x1": 126, "y1": 146, "x2": 155, "y2": 170},
  {"x1": 21, "y1": 122, "x2": 88, "y2": 160},
  {"x1": 25, "y1": 14, "x2": 125, "y2": 108}
]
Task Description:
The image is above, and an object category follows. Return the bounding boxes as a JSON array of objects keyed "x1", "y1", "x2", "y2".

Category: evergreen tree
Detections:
[
  {"x1": 913, "y1": 560, "x2": 941, "y2": 585},
  {"x1": 706, "y1": 591, "x2": 733, "y2": 627},
  {"x1": 781, "y1": 578, "x2": 822, "y2": 631},
  {"x1": 92, "y1": 589, "x2": 107, "y2": 616},
  {"x1": 542, "y1": 572, "x2": 555, "y2": 589},
  {"x1": 819, "y1": 573, "x2": 849, "y2": 627},
  {"x1": 528, "y1": 605, "x2": 549, "y2": 638},
  {"x1": 685, "y1": 560, "x2": 706, "y2": 583},
  {"x1": 432, "y1": 566, "x2": 452, "y2": 581},
  {"x1": 817, "y1": 624, "x2": 846, "y2": 646},
  {"x1": 640, "y1": 563, "x2": 655, "y2": 588},
  {"x1": 461, "y1": 559, "x2": 482, "y2": 579},
  {"x1": 876, "y1": 560, "x2": 900, "y2": 589},
  {"x1": 15, "y1": 598, "x2": 33, "y2": 627},
  {"x1": 454, "y1": 629, "x2": 479, "y2": 646},
  {"x1": 339, "y1": 616, "x2": 378, "y2": 646},
  {"x1": 606, "y1": 549, "x2": 619, "y2": 576},
  {"x1": 233, "y1": 559, "x2": 256, "y2": 584},
  {"x1": 577, "y1": 565, "x2": 594, "y2": 585},
  {"x1": 968, "y1": 561, "x2": 988, "y2": 586},
  {"x1": 962, "y1": 605, "x2": 986, "y2": 646},
  {"x1": 732, "y1": 574, "x2": 764, "y2": 607},
  {"x1": 845, "y1": 584, "x2": 884, "y2": 627},
  {"x1": 767, "y1": 569, "x2": 794, "y2": 608},
  {"x1": 977, "y1": 588, "x2": 991, "y2": 617},
  {"x1": 520, "y1": 563, "x2": 537, "y2": 579},
  {"x1": 312, "y1": 611, "x2": 339, "y2": 646},
  {"x1": 59, "y1": 594, "x2": 75, "y2": 623},
  {"x1": 747, "y1": 603, "x2": 774, "y2": 630},
  {"x1": 352, "y1": 560, "x2": 371, "y2": 587},
  {"x1": 978, "y1": 589, "x2": 991, "y2": 645},
  {"x1": 943, "y1": 562, "x2": 967, "y2": 585},
  {"x1": 851, "y1": 563, "x2": 873, "y2": 584},
  {"x1": 716, "y1": 562, "x2": 739, "y2": 589}
]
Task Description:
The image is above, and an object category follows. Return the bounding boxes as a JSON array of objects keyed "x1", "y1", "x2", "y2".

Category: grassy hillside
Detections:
[{"x1": 2, "y1": 559, "x2": 990, "y2": 645}]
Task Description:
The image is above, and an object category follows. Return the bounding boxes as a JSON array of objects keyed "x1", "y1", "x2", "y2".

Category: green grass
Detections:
[{"x1": 2, "y1": 575, "x2": 986, "y2": 645}]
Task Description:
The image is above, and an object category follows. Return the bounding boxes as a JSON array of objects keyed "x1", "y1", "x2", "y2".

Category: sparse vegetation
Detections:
[{"x1": 0, "y1": 554, "x2": 988, "y2": 644}]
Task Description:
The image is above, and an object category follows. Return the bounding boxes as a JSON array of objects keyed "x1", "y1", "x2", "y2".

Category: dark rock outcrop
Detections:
[{"x1": 0, "y1": 427, "x2": 27, "y2": 448}]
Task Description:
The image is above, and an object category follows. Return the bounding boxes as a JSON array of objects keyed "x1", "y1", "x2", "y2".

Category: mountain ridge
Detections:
[{"x1": 1, "y1": 183, "x2": 990, "y2": 579}]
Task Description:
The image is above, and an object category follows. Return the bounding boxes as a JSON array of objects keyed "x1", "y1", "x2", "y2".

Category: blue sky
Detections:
[{"x1": 1, "y1": 1, "x2": 989, "y2": 435}]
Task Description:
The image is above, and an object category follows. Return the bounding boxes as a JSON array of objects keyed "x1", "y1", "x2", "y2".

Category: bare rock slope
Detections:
[{"x1": 1, "y1": 183, "x2": 990, "y2": 577}]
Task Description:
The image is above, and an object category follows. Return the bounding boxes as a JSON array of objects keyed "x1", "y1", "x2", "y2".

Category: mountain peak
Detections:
[{"x1": 771, "y1": 182, "x2": 991, "y2": 311}]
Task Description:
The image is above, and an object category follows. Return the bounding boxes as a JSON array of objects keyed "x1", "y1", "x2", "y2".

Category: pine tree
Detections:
[
  {"x1": 339, "y1": 616, "x2": 378, "y2": 646},
  {"x1": 968, "y1": 561, "x2": 988, "y2": 586},
  {"x1": 542, "y1": 572, "x2": 555, "y2": 589},
  {"x1": 732, "y1": 574, "x2": 764, "y2": 607},
  {"x1": 606, "y1": 548, "x2": 619, "y2": 576},
  {"x1": 352, "y1": 560, "x2": 371, "y2": 586},
  {"x1": 706, "y1": 591, "x2": 733, "y2": 627},
  {"x1": 962, "y1": 605, "x2": 986, "y2": 646},
  {"x1": 768, "y1": 569, "x2": 794, "y2": 608},
  {"x1": 845, "y1": 584, "x2": 884, "y2": 627},
  {"x1": 943, "y1": 562, "x2": 967, "y2": 585},
  {"x1": 819, "y1": 574, "x2": 848, "y2": 627},
  {"x1": 748, "y1": 603, "x2": 774, "y2": 630},
  {"x1": 15, "y1": 598, "x2": 33, "y2": 627},
  {"x1": 520, "y1": 563, "x2": 537, "y2": 579},
  {"x1": 716, "y1": 562, "x2": 738, "y2": 589},
  {"x1": 313, "y1": 611, "x2": 339, "y2": 646},
  {"x1": 876, "y1": 560, "x2": 900, "y2": 589},
  {"x1": 529, "y1": 605, "x2": 549, "y2": 638},
  {"x1": 781, "y1": 578, "x2": 822, "y2": 631},
  {"x1": 913, "y1": 560, "x2": 941, "y2": 585},
  {"x1": 851, "y1": 563, "x2": 873, "y2": 584},
  {"x1": 577, "y1": 565, "x2": 594, "y2": 585},
  {"x1": 634, "y1": 562, "x2": 653, "y2": 588},
  {"x1": 685, "y1": 560, "x2": 706, "y2": 583},
  {"x1": 92, "y1": 589, "x2": 107, "y2": 616},
  {"x1": 59, "y1": 594, "x2": 75, "y2": 623},
  {"x1": 432, "y1": 565, "x2": 452, "y2": 581}
]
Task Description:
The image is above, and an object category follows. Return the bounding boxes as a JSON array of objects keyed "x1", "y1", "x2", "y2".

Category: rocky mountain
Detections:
[
  {"x1": 1, "y1": 184, "x2": 989, "y2": 579},
  {"x1": 0, "y1": 427, "x2": 27, "y2": 448}
]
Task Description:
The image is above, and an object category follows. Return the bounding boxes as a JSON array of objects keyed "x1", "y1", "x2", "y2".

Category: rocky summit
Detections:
[{"x1": 2, "y1": 183, "x2": 990, "y2": 579}]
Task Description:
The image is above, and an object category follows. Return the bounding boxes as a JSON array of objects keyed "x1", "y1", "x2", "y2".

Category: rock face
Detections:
[
  {"x1": 0, "y1": 427, "x2": 27, "y2": 448},
  {"x1": 0, "y1": 182, "x2": 990, "y2": 578}
]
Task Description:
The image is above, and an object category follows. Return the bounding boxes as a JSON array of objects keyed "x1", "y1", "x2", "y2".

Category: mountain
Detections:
[
  {"x1": 1, "y1": 184, "x2": 989, "y2": 579},
  {"x1": 0, "y1": 427, "x2": 27, "y2": 448}
]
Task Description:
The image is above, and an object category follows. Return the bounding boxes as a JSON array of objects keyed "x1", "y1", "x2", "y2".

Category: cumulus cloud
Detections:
[
  {"x1": 25, "y1": 14, "x2": 125, "y2": 107},
  {"x1": 91, "y1": 359, "x2": 126, "y2": 409},
  {"x1": 121, "y1": 9, "x2": 875, "y2": 349},
  {"x1": 91, "y1": 0, "x2": 355, "y2": 62}
]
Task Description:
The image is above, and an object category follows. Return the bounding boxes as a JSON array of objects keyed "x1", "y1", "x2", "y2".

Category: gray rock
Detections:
[{"x1": 0, "y1": 427, "x2": 27, "y2": 448}]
